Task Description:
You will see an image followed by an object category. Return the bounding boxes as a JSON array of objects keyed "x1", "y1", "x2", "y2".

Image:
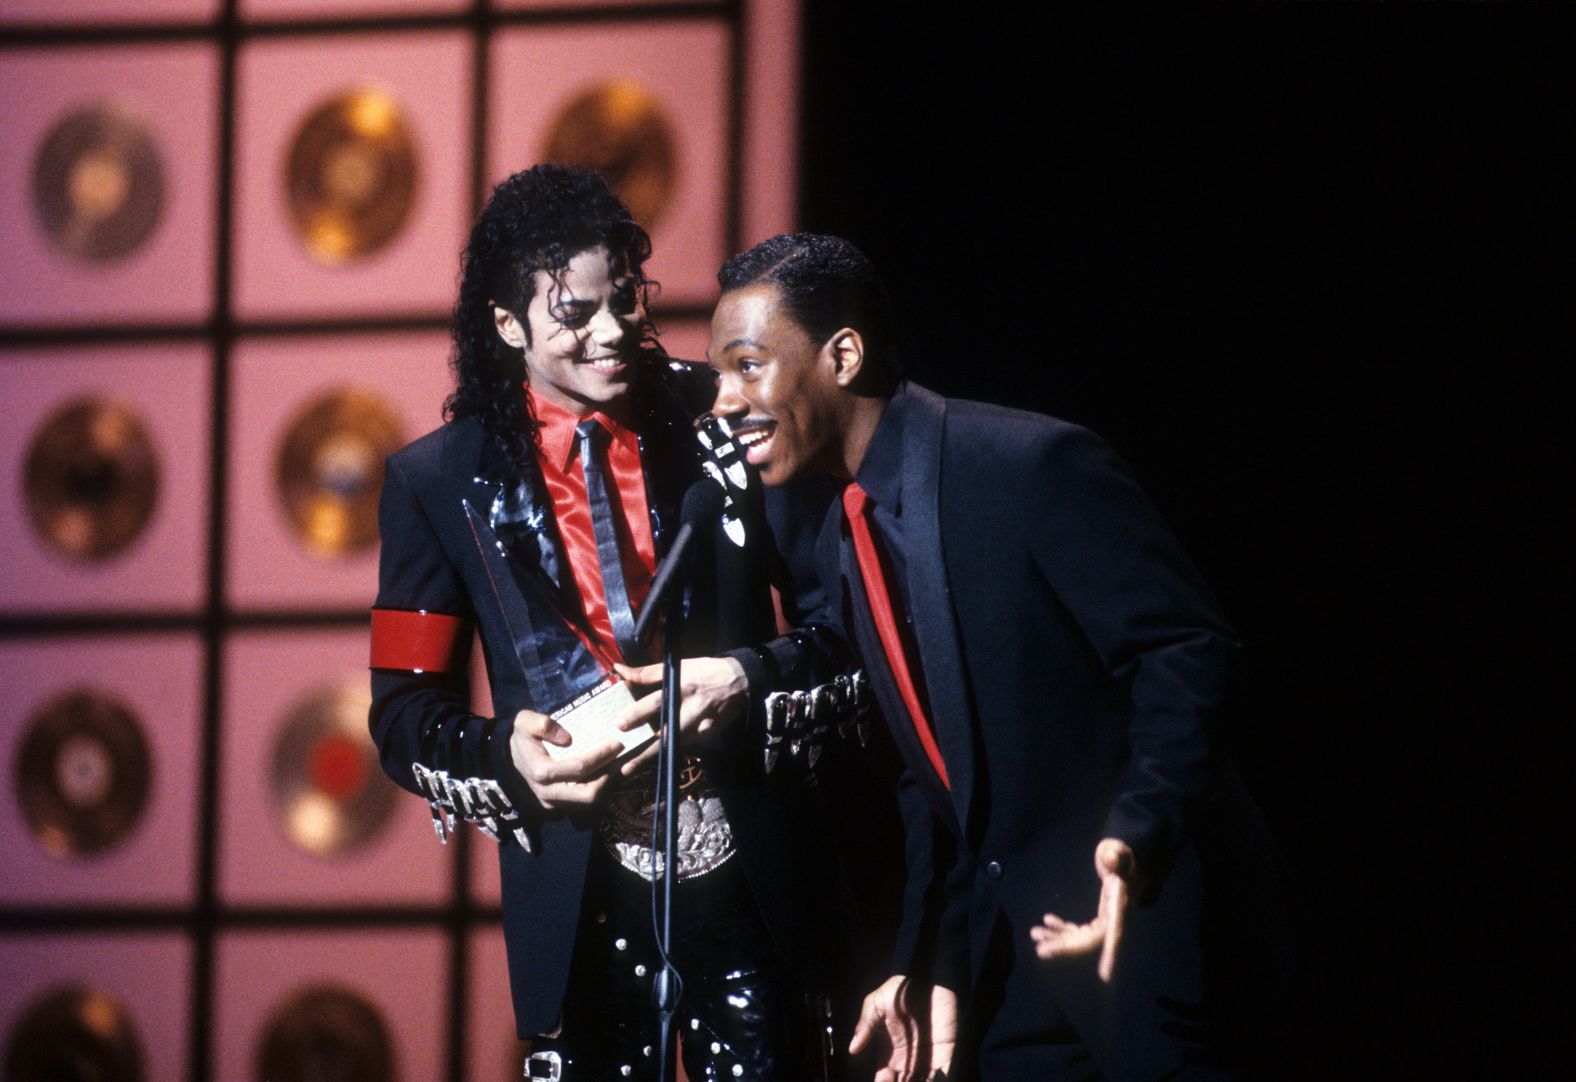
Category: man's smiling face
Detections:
[
  {"x1": 493, "y1": 244, "x2": 640, "y2": 418},
  {"x1": 708, "y1": 283, "x2": 845, "y2": 487}
]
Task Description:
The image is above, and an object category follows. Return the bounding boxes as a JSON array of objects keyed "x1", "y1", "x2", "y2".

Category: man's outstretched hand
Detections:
[
  {"x1": 612, "y1": 657, "x2": 748, "y2": 775},
  {"x1": 848, "y1": 975, "x2": 957, "y2": 1082},
  {"x1": 1030, "y1": 837, "x2": 1141, "y2": 983}
]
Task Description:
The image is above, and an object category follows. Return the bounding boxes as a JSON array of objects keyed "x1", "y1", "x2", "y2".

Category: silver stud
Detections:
[
  {"x1": 614, "y1": 937, "x2": 627, "y2": 951},
  {"x1": 634, "y1": 964, "x2": 647, "y2": 977},
  {"x1": 596, "y1": 912, "x2": 608, "y2": 924},
  {"x1": 732, "y1": 1066, "x2": 744, "y2": 1078},
  {"x1": 620, "y1": 1067, "x2": 632, "y2": 1077},
  {"x1": 643, "y1": 1046, "x2": 653, "y2": 1057},
  {"x1": 690, "y1": 1018, "x2": 701, "y2": 1030},
  {"x1": 710, "y1": 1041, "x2": 722, "y2": 1054}
]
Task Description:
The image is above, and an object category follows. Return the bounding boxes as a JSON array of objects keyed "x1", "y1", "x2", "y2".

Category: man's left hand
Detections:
[
  {"x1": 613, "y1": 657, "x2": 748, "y2": 775},
  {"x1": 848, "y1": 975, "x2": 957, "y2": 1082},
  {"x1": 1029, "y1": 837, "x2": 1141, "y2": 983}
]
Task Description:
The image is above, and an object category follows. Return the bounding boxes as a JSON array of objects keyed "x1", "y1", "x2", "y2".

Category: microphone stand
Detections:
[
  {"x1": 652, "y1": 565, "x2": 687, "y2": 1082},
  {"x1": 632, "y1": 480, "x2": 721, "y2": 1082}
]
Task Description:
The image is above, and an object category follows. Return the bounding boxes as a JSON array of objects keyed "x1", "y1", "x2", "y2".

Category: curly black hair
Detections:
[
  {"x1": 444, "y1": 164, "x2": 658, "y2": 478},
  {"x1": 717, "y1": 232, "x2": 899, "y2": 389}
]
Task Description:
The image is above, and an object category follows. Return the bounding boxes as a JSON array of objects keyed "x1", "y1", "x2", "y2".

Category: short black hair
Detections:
[{"x1": 718, "y1": 233, "x2": 898, "y2": 387}]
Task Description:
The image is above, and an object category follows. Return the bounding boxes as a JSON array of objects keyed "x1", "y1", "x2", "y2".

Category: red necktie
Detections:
[{"x1": 843, "y1": 484, "x2": 950, "y2": 790}]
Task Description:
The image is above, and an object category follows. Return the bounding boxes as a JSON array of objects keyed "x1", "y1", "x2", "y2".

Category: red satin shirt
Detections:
[{"x1": 528, "y1": 389, "x2": 658, "y2": 667}]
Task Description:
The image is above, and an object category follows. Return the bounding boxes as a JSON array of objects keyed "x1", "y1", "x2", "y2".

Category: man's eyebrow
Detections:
[{"x1": 720, "y1": 336, "x2": 765, "y2": 352}]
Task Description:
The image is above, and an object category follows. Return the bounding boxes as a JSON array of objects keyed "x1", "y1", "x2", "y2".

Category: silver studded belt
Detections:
[{"x1": 599, "y1": 757, "x2": 736, "y2": 881}]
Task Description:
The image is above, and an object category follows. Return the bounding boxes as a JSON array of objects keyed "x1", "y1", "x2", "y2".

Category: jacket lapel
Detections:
[
  {"x1": 897, "y1": 385, "x2": 978, "y2": 832},
  {"x1": 459, "y1": 419, "x2": 601, "y2": 708},
  {"x1": 463, "y1": 500, "x2": 604, "y2": 708},
  {"x1": 820, "y1": 505, "x2": 959, "y2": 828},
  {"x1": 472, "y1": 426, "x2": 568, "y2": 595},
  {"x1": 815, "y1": 385, "x2": 977, "y2": 830}
]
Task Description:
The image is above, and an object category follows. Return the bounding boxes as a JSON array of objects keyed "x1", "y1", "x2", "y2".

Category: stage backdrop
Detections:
[{"x1": 0, "y1": 2, "x2": 799, "y2": 1080}]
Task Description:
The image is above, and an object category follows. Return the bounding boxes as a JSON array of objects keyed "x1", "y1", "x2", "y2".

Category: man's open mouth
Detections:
[{"x1": 734, "y1": 422, "x2": 776, "y2": 463}]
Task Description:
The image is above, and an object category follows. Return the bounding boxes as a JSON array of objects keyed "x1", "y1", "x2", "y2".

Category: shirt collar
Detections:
[
  {"x1": 854, "y1": 380, "x2": 909, "y2": 514},
  {"x1": 527, "y1": 386, "x2": 641, "y2": 472}
]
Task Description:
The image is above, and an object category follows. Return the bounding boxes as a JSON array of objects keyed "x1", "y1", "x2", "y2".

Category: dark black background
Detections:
[{"x1": 801, "y1": 6, "x2": 1570, "y2": 1076}]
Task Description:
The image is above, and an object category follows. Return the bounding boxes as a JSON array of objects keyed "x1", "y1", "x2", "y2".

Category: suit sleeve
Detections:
[
  {"x1": 723, "y1": 476, "x2": 860, "y2": 757},
  {"x1": 1028, "y1": 423, "x2": 1239, "y2": 889},
  {"x1": 368, "y1": 455, "x2": 542, "y2": 841}
]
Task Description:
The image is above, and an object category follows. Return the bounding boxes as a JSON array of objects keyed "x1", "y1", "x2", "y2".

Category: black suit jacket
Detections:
[
  {"x1": 371, "y1": 358, "x2": 853, "y2": 1035},
  {"x1": 816, "y1": 382, "x2": 1240, "y2": 991}
]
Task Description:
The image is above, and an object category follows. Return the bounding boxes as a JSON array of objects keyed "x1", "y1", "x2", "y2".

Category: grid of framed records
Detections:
[{"x1": 0, "y1": 2, "x2": 799, "y2": 1080}]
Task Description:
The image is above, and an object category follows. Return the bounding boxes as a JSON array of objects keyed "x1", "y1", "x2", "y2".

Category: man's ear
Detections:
[
  {"x1": 494, "y1": 306, "x2": 527, "y2": 350},
  {"x1": 824, "y1": 327, "x2": 866, "y2": 388}
]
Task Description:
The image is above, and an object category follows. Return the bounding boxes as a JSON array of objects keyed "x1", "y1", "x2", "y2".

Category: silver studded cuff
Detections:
[
  {"x1": 762, "y1": 669, "x2": 871, "y2": 774},
  {"x1": 411, "y1": 761, "x2": 533, "y2": 852}
]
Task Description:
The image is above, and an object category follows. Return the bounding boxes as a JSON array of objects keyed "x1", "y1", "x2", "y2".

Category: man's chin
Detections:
[
  {"x1": 756, "y1": 454, "x2": 804, "y2": 488},
  {"x1": 581, "y1": 366, "x2": 635, "y2": 399}
]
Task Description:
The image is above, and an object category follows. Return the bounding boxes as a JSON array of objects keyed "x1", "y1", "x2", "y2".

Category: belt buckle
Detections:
[{"x1": 525, "y1": 1049, "x2": 562, "y2": 1080}]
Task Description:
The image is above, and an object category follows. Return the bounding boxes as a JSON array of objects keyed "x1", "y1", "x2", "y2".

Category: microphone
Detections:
[{"x1": 632, "y1": 480, "x2": 726, "y2": 645}]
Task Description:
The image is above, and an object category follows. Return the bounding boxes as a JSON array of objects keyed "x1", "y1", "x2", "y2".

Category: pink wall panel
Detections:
[
  {"x1": 0, "y1": 0, "x2": 217, "y2": 26},
  {"x1": 0, "y1": 6, "x2": 801, "y2": 1077},
  {"x1": 742, "y1": 0, "x2": 799, "y2": 245},
  {"x1": 498, "y1": 0, "x2": 720, "y2": 9},
  {"x1": 0, "y1": 634, "x2": 203, "y2": 906},
  {"x1": 241, "y1": 0, "x2": 465, "y2": 20},
  {"x1": 0, "y1": 933, "x2": 191, "y2": 1082},
  {"x1": 232, "y1": 32, "x2": 471, "y2": 320},
  {"x1": 0, "y1": 44, "x2": 219, "y2": 326},
  {"x1": 467, "y1": 926, "x2": 526, "y2": 1082},
  {"x1": 219, "y1": 628, "x2": 452, "y2": 906},
  {"x1": 225, "y1": 330, "x2": 452, "y2": 611},
  {"x1": 489, "y1": 19, "x2": 730, "y2": 305},
  {"x1": 0, "y1": 346, "x2": 210, "y2": 615},
  {"x1": 655, "y1": 317, "x2": 714, "y2": 367},
  {"x1": 213, "y1": 928, "x2": 446, "y2": 1082}
]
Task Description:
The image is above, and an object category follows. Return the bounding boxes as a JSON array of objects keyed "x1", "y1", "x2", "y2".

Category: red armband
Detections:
[{"x1": 370, "y1": 608, "x2": 467, "y2": 673}]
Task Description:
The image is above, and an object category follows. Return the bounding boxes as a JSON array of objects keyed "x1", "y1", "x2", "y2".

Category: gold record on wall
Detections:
[
  {"x1": 545, "y1": 80, "x2": 678, "y2": 229},
  {"x1": 14, "y1": 690, "x2": 153, "y2": 860},
  {"x1": 269, "y1": 682, "x2": 394, "y2": 857},
  {"x1": 23, "y1": 397, "x2": 160, "y2": 563},
  {"x1": 31, "y1": 104, "x2": 165, "y2": 263},
  {"x1": 256, "y1": 986, "x2": 394, "y2": 1082},
  {"x1": 285, "y1": 88, "x2": 418, "y2": 265},
  {"x1": 3, "y1": 986, "x2": 143, "y2": 1082},
  {"x1": 274, "y1": 387, "x2": 403, "y2": 559}
]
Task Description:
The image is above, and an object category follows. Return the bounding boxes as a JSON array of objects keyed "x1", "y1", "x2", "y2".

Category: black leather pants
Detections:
[{"x1": 527, "y1": 850, "x2": 829, "y2": 1081}]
